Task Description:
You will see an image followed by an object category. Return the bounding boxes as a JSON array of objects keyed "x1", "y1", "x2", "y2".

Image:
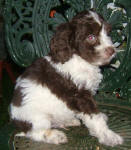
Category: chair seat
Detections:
[{"x1": 11, "y1": 105, "x2": 131, "y2": 150}]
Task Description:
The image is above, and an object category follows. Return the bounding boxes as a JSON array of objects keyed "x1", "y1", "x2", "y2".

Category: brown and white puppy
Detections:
[{"x1": 10, "y1": 10, "x2": 123, "y2": 146}]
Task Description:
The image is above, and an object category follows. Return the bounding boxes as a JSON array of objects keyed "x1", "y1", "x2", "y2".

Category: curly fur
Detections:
[{"x1": 10, "y1": 10, "x2": 123, "y2": 146}]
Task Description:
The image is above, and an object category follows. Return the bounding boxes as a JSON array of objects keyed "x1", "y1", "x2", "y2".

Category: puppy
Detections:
[{"x1": 10, "y1": 10, "x2": 123, "y2": 146}]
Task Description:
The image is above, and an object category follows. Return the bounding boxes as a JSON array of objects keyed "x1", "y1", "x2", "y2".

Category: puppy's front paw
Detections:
[
  {"x1": 99, "y1": 130, "x2": 123, "y2": 147},
  {"x1": 44, "y1": 129, "x2": 68, "y2": 144}
]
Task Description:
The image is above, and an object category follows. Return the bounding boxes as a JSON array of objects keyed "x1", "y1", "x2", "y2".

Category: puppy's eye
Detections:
[{"x1": 86, "y1": 34, "x2": 97, "y2": 44}]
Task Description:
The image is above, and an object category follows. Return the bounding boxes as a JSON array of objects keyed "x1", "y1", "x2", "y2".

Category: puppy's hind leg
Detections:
[
  {"x1": 26, "y1": 117, "x2": 67, "y2": 144},
  {"x1": 27, "y1": 129, "x2": 67, "y2": 144}
]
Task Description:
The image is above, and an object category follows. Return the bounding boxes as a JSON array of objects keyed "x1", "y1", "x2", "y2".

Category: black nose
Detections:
[{"x1": 105, "y1": 47, "x2": 115, "y2": 56}]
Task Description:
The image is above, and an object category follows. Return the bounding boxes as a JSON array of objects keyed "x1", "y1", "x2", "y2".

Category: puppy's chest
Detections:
[
  {"x1": 72, "y1": 68, "x2": 103, "y2": 94},
  {"x1": 45, "y1": 56, "x2": 103, "y2": 94}
]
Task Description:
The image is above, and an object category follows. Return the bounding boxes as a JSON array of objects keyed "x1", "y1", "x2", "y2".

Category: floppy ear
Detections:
[{"x1": 49, "y1": 22, "x2": 75, "y2": 63}]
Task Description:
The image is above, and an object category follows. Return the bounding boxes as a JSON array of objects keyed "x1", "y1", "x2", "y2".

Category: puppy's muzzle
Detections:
[{"x1": 105, "y1": 47, "x2": 115, "y2": 57}]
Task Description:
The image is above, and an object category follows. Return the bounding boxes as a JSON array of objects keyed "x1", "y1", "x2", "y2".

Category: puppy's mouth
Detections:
[
  {"x1": 101, "y1": 52, "x2": 116, "y2": 66},
  {"x1": 91, "y1": 47, "x2": 116, "y2": 66}
]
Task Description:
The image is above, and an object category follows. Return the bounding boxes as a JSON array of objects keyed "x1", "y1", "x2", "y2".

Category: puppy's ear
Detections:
[{"x1": 50, "y1": 22, "x2": 74, "y2": 63}]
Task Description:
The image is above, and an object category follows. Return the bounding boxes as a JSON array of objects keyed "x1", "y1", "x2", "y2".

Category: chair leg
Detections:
[
  {"x1": 0, "y1": 60, "x2": 3, "y2": 80},
  {"x1": 4, "y1": 62, "x2": 16, "y2": 83}
]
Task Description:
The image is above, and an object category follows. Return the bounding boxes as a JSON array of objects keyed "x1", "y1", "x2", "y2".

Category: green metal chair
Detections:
[{"x1": 3, "y1": 0, "x2": 131, "y2": 149}]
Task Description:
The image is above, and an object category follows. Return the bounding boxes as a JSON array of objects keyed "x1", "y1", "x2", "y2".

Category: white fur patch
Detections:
[
  {"x1": 45, "y1": 54, "x2": 103, "y2": 94},
  {"x1": 95, "y1": 26, "x2": 113, "y2": 52},
  {"x1": 89, "y1": 11, "x2": 101, "y2": 25},
  {"x1": 11, "y1": 78, "x2": 76, "y2": 130},
  {"x1": 93, "y1": 26, "x2": 116, "y2": 65}
]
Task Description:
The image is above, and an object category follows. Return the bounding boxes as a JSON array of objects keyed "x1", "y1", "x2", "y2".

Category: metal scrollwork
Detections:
[
  {"x1": 4, "y1": 0, "x2": 60, "y2": 66},
  {"x1": 5, "y1": 0, "x2": 35, "y2": 66}
]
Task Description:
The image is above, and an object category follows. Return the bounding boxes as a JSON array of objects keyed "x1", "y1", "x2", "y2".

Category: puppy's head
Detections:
[{"x1": 50, "y1": 10, "x2": 115, "y2": 66}]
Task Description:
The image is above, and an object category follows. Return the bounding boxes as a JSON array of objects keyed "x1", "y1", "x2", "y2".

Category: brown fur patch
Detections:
[
  {"x1": 11, "y1": 119, "x2": 32, "y2": 133},
  {"x1": 21, "y1": 58, "x2": 99, "y2": 114},
  {"x1": 12, "y1": 87, "x2": 23, "y2": 106}
]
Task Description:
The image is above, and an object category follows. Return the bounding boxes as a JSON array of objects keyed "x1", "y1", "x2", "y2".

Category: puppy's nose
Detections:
[{"x1": 105, "y1": 47, "x2": 115, "y2": 56}]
